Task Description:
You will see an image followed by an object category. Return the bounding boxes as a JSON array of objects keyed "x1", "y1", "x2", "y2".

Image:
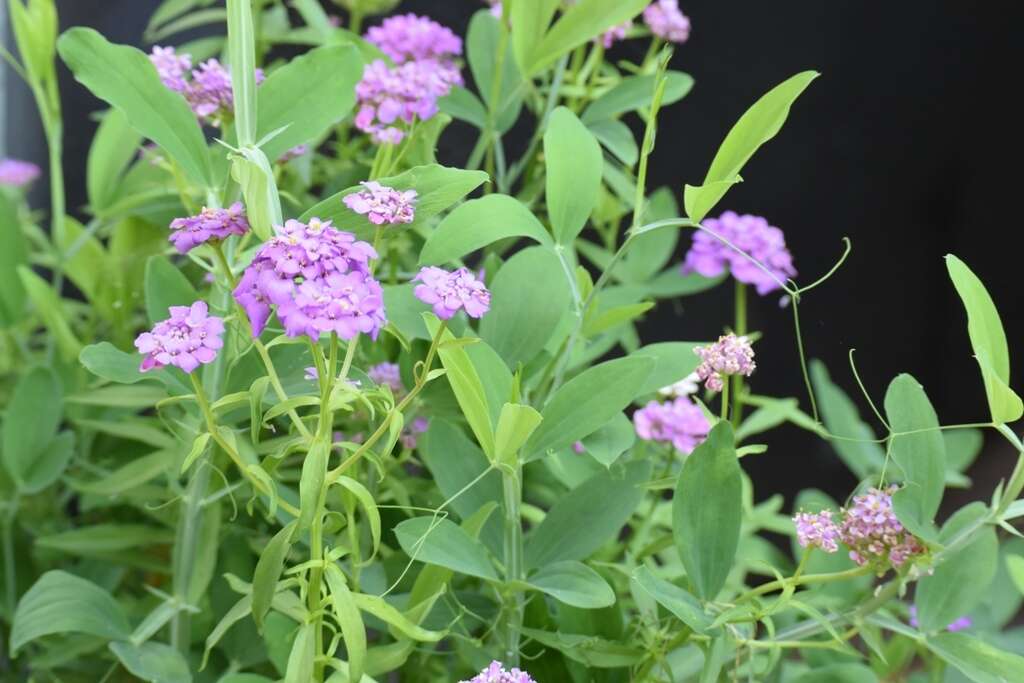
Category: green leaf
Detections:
[
  {"x1": 324, "y1": 565, "x2": 366, "y2": 683},
  {"x1": 79, "y1": 342, "x2": 152, "y2": 385},
  {"x1": 438, "y1": 87, "x2": 488, "y2": 129},
  {"x1": 519, "y1": 628, "x2": 643, "y2": 668},
  {"x1": 925, "y1": 632, "x2": 1024, "y2": 683},
  {"x1": 37, "y1": 524, "x2": 174, "y2": 555},
  {"x1": 480, "y1": 246, "x2": 570, "y2": 366},
  {"x1": 1, "y1": 366, "x2": 62, "y2": 491},
  {"x1": 7, "y1": 0, "x2": 57, "y2": 86},
  {"x1": 226, "y1": 0, "x2": 257, "y2": 146},
  {"x1": 144, "y1": 255, "x2": 199, "y2": 324},
  {"x1": 230, "y1": 146, "x2": 282, "y2": 241},
  {"x1": 21, "y1": 431, "x2": 74, "y2": 495},
  {"x1": 180, "y1": 432, "x2": 211, "y2": 474},
  {"x1": 466, "y1": 11, "x2": 523, "y2": 133},
  {"x1": 736, "y1": 396, "x2": 820, "y2": 442},
  {"x1": 256, "y1": 44, "x2": 363, "y2": 160},
  {"x1": 71, "y1": 450, "x2": 170, "y2": 496},
  {"x1": 87, "y1": 109, "x2": 143, "y2": 214},
  {"x1": 526, "y1": 460, "x2": 651, "y2": 569},
  {"x1": 545, "y1": 107, "x2": 603, "y2": 244},
  {"x1": 916, "y1": 503, "x2": 997, "y2": 633},
  {"x1": 810, "y1": 360, "x2": 886, "y2": 479},
  {"x1": 790, "y1": 664, "x2": 877, "y2": 683},
  {"x1": 334, "y1": 476, "x2": 381, "y2": 561},
  {"x1": 673, "y1": 422, "x2": 741, "y2": 600},
  {"x1": 494, "y1": 403, "x2": 543, "y2": 466},
  {"x1": 580, "y1": 412, "x2": 635, "y2": 468},
  {"x1": 284, "y1": 622, "x2": 316, "y2": 683},
  {"x1": 523, "y1": 0, "x2": 649, "y2": 76},
  {"x1": 583, "y1": 72, "x2": 695, "y2": 124},
  {"x1": 630, "y1": 566, "x2": 711, "y2": 633},
  {"x1": 10, "y1": 570, "x2": 131, "y2": 653},
  {"x1": 109, "y1": 641, "x2": 191, "y2": 683},
  {"x1": 629, "y1": 342, "x2": 702, "y2": 396},
  {"x1": 509, "y1": 0, "x2": 559, "y2": 77},
  {"x1": 17, "y1": 266, "x2": 82, "y2": 360},
  {"x1": 526, "y1": 560, "x2": 614, "y2": 609},
  {"x1": 0, "y1": 192, "x2": 28, "y2": 326},
  {"x1": 945, "y1": 254, "x2": 1023, "y2": 423},
  {"x1": 588, "y1": 119, "x2": 638, "y2": 166},
  {"x1": 252, "y1": 521, "x2": 296, "y2": 632},
  {"x1": 419, "y1": 194, "x2": 551, "y2": 266},
  {"x1": 685, "y1": 71, "x2": 818, "y2": 222},
  {"x1": 524, "y1": 356, "x2": 654, "y2": 458},
  {"x1": 297, "y1": 440, "x2": 329, "y2": 531},
  {"x1": 57, "y1": 27, "x2": 213, "y2": 187},
  {"x1": 394, "y1": 516, "x2": 498, "y2": 581}
]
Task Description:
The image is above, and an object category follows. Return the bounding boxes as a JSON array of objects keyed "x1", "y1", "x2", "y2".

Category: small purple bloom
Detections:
[
  {"x1": 459, "y1": 661, "x2": 537, "y2": 683},
  {"x1": 364, "y1": 13, "x2": 462, "y2": 64},
  {"x1": 134, "y1": 301, "x2": 224, "y2": 373},
  {"x1": 694, "y1": 334, "x2": 756, "y2": 392},
  {"x1": 793, "y1": 510, "x2": 841, "y2": 553},
  {"x1": 643, "y1": 0, "x2": 691, "y2": 43},
  {"x1": 633, "y1": 396, "x2": 710, "y2": 454},
  {"x1": 839, "y1": 486, "x2": 924, "y2": 569},
  {"x1": 304, "y1": 366, "x2": 319, "y2": 382},
  {"x1": 0, "y1": 158, "x2": 41, "y2": 187},
  {"x1": 488, "y1": 1, "x2": 503, "y2": 18},
  {"x1": 168, "y1": 202, "x2": 249, "y2": 254},
  {"x1": 354, "y1": 58, "x2": 462, "y2": 143},
  {"x1": 279, "y1": 144, "x2": 309, "y2": 162},
  {"x1": 682, "y1": 211, "x2": 797, "y2": 295},
  {"x1": 368, "y1": 362, "x2": 404, "y2": 395},
  {"x1": 149, "y1": 45, "x2": 191, "y2": 92},
  {"x1": 572, "y1": 440, "x2": 586, "y2": 454},
  {"x1": 413, "y1": 266, "x2": 491, "y2": 320},
  {"x1": 343, "y1": 181, "x2": 417, "y2": 225},
  {"x1": 601, "y1": 20, "x2": 632, "y2": 48},
  {"x1": 400, "y1": 416, "x2": 429, "y2": 449},
  {"x1": 909, "y1": 606, "x2": 972, "y2": 632}
]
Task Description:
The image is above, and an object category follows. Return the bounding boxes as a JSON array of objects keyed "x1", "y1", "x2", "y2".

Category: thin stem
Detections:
[
  {"x1": 731, "y1": 282, "x2": 747, "y2": 429},
  {"x1": 735, "y1": 564, "x2": 872, "y2": 602},
  {"x1": 994, "y1": 424, "x2": 1024, "y2": 518},
  {"x1": 720, "y1": 381, "x2": 730, "y2": 422},
  {"x1": 501, "y1": 468, "x2": 524, "y2": 667}
]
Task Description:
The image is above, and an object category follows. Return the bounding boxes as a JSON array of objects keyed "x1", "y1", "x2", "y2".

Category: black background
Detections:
[{"x1": 5, "y1": 1, "x2": 1023, "y2": 511}]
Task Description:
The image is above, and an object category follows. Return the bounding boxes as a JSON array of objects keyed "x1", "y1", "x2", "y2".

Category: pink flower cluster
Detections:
[
  {"x1": 149, "y1": 45, "x2": 191, "y2": 91},
  {"x1": 633, "y1": 396, "x2": 710, "y2": 454},
  {"x1": 368, "y1": 361, "x2": 404, "y2": 396},
  {"x1": 0, "y1": 158, "x2": 41, "y2": 187},
  {"x1": 149, "y1": 46, "x2": 264, "y2": 126},
  {"x1": 459, "y1": 661, "x2": 536, "y2": 683},
  {"x1": 793, "y1": 487, "x2": 925, "y2": 569},
  {"x1": 694, "y1": 334, "x2": 756, "y2": 392},
  {"x1": 343, "y1": 181, "x2": 417, "y2": 225},
  {"x1": 643, "y1": 0, "x2": 691, "y2": 43},
  {"x1": 602, "y1": 21, "x2": 632, "y2": 48},
  {"x1": 168, "y1": 202, "x2": 249, "y2": 254},
  {"x1": 683, "y1": 211, "x2": 797, "y2": 295},
  {"x1": 365, "y1": 13, "x2": 462, "y2": 64},
  {"x1": 413, "y1": 267, "x2": 491, "y2": 320},
  {"x1": 233, "y1": 218, "x2": 386, "y2": 341},
  {"x1": 135, "y1": 301, "x2": 224, "y2": 373},
  {"x1": 354, "y1": 59, "x2": 462, "y2": 144}
]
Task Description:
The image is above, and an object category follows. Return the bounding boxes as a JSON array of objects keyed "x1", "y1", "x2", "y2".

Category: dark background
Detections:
[{"x1": 5, "y1": 1, "x2": 1023, "y2": 511}]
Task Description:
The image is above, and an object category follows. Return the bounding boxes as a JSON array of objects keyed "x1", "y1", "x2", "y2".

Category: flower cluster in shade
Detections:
[
  {"x1": 458, "y1": 661, "x2": 537, "y2": 683},
  {"x1": 633, "y1": 396, "x2": 710, "y2": 454},
  {"x1": 0, "y1": 158, "x2": 41, "y2": 188},
  {"x1": 794, "y1": 487, "x2": 925, "y2": 569},
  {"x1": 343, "y1": 182, "x2": 417, "y2": 225},
  {"x1": 694, "y1": 334, "x2": 755, "y2": 392},
  {"x1": 682, "y1": 211, "x2": 796, "y2": 295},
  {"x1": 368, "y1": 362, "x2": 404, "y2": 396},
  {"x1": 602, "y1": 21, "x2": 632, "y2": 48},
  {"x1": 233, "y1": 218, "x2": 386, "y2": 341},
  {"x1": 908, "y1": 606, "x2": 971, "y2": 633},
  {"x1": 135, "y1": 301, "x2": 224, "y2": 373},
  {"x1": 643, "y1": 0, "x2": 691, "y2": 43},
  {"x1": 149, "y1": 46, "x2": 264, "y2": 126},
  {"x1": 413, "y1": 267, "x2": 491, "y2": 320},
  {"x1": 168, "y1": 202, "x2": 249, "y2": 254}
]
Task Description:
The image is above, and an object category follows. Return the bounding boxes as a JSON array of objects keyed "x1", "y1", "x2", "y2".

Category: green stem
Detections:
[
  {"x1": 2, "y1": 499, "x2": 19, "y2": 620},
  {"x1": 502, "y1": 467, "x2": 524, "y2": 667},
  {"x1": 731, "y1": 282, "x2": 747, "y2": 429},
  {"x1": 994, "y1": 424, "x2": 1024, "y2": 518},
  {"x1": 720, "y1": 381, "x2": 730, "y2": 422},
  {"x1": 735, "y1": 564, "x2": 872, "y2": 603}
]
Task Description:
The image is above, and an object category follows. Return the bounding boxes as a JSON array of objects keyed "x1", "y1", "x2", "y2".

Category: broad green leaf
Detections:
[
  {"x1": 630, "y1": 566, "x2": 711, "y2": 633},
  {"x1": 252, "y1": 522, "x2": 296, "y2": 632},
  {"x1": 480, "y1": 246, "x2": 571, "y2": 366},
  {"x1": 524, "y1": 356, "x2": 654, "y2": 458},
  {"x1": 87, "y1": 108, "x2": 143, "y2": 213},
  {"x1": 256, "y1": 44, "x2": 363, "y2": 160},
  {"x1": 526, "y1": 560, "x2": 614, "y2": 609},
  {"x1": 494, "y1": 403, "x2": 543, "y2": 466},
  {"x1": 71, "y1": 450, "x2": 170, "y2": 496},
  {"x1": 37, "y1": 523, "x2": 174, "y2": 555},
  {"x1": 351, "y1": 592, "x2": 444, "y2": 642},
  {"x1": 583, "y1": 301, "x2": 653, "y2": 337},
  {"x1": 145, "y1": 255, "x2": 199, "y2": 324},
  {"x1": 524, "y1": 0, "x2": 649, "y2": 76},
  {"x1": 673, "y1": 422, "x2": 741, "y2": 600},
  {"x1": 916, "y1": 503, "x2": 997, "y2": 632},
  {"x1": 80, "y1": 342, "x2": 153, "y2": 385},
  {"x1": 284, "y1": 622, "x2": 316, "y2": 683},
  {"x1": 790, "y1": 664, "x2": 877, "y2": 683},
  {"x1": 588, "y1": 119, "x2": 638, "y2": 166},
  {"x1": 631, "y1": 342, "x2": 702, "y2": 396},
  {"x1": 17, "y1": 266, "x2": 82, "y2": 360},
  {"x1": 10, "y1": 570, "x2": 131, "y2": 653},
  {"x1": 545, "y1": 107, "x2": 603, "y2": 244},
  {"x1": 945, "y1": 254, "x2": 1023, "y2": 423},
  {"x1": 467, "y1": 11, "x2": 523, "y2": 133},
  {"x1": 75, "y1": 418, "x2": 176, "y2": 449},
  {"x1": 684, "y1": 71, "x2": 818, "y2": 222},
  {"x1": 1007, "y1": 554, "x2": 1024, "y2": 595},
  {"x1": 925, "y1": 632, "x2": 1024, "y2": 683},
  {"x1": 580, "y1": 412, "x2": 635, "y2": 468},
  {"x1": 419, "y1": 194, "x2": 551, "y2": 266},
  {"x1": 519, "y1": 628, "x2": 643, "y2": 668},
  {"x1": 297, "y1": 440, "x2": 329, "y2": 531},
  {"x1": 324, "y1": 565, "x2": 366, "y2": 683},
  {"x1": 526, "y1": 460, "x2": 651, "y2": 569},
  {"x1": 21, "y1": 431, "x2": 74, "y2": 495},
  {"x1": 884, "y1": 374, "x2": 946, "y2": 534},
  {"x1": 810, "y1": 360, "x2": 886, "y2": 479},
  {"x1": 438, "y1": 87, "x2": 488, "y2": 129},
  {"x1": 1, "y1": 366, "x2": 62, "y2": 491},
  {"x1": 510, "y1": 0, "x2": 559, "y2": 77},
  {"x1": 57, "y1": 27, "x2": 213, "y2": 187},
  {"x1": 582, "y1": 72, "x2": 695, "y2": 124},
  {"x1": 0, "y1": 192, "x2": 28, "y2": 325},
  {"x1": 394, "y1": 516, "x2": 498, "y2": 581},
  {"x1": 201, "y1": 594, "x2": 252, "y2": 669},
  {"x1": 7, "y1": 0, "x2": 57, "y2": 86},
  {"x1": 109, "y1": 641, "x2": 191, "y2": 683}
]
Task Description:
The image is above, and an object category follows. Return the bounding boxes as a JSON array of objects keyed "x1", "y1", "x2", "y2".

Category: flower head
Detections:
[
  {"x1": 233, "y1": 218, "x2": 386, "y2": 340},
  {"x1": 354, "y1": 59, "x2": 462, "y2": 143},
  {"x1": 0, "y1": 158, "x2": 41, "y2": 188},
  {"x1": 343, "y1": 181, "x2": 418, "y2": 225},
  {"x1": 683, "y1": 211, "x2": 797, "y2": 295},
  {"x1": 459, "y1": 661, "x2": 537, "y2": 683},
  {"x1": 633, "y1": 396, "x2": 710, "y2": 454},
  {"x1": 413, "y1": 266, "x2": 491, "y2": 320},
  {"x1": 168, "y1": 202, "x2": 249, "y2": 254},
  {"x1": 400, "y1": 416, "x2": 429, "y2": 449},
  {"x1": 135, "y1": 301, "x2": 224, "y2": 373},
  {"x1": 839, "y1": 486, "x2": 924, "y2": 569},
  {"x1": 150, "y1": 50, "x2": 264, "y2": 126},
  {"x1": 643, "y1": 0, "x2": 691, "y2": 43},
  {"x1": 365, "y1": 13, "x2": 462, "y2": 65},
  {"x1": 602, "y1": 20, "x2": 632, "y2": 48},
  {"x1": 694, "y1": 334, "x2": 756, "y2": 392},
  {"x1": 368, "y1": 361, "x2": 404, "y2": 395},
  {"x1": 794, "y1": 510, "x2": 841, "y2": 553},
  {"x1": 149, "y1": 45, "x2": 191, "y2": 92}
]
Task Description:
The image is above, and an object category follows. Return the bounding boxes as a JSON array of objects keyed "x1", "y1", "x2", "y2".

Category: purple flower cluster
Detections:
[
  {"x1": 400, "y1": 416, "x2": 429, "y2": 449},
  {"x1": 602, "y1": 20, "x2": 632, "y2": 48},
  {"x1": 909, "y1": 606, "x2": 971, "y2": 633},
  {"x1": 149, "y1": 45, "x2": 191, "y2": 92},
  {"x1": 343, "y1": 181, "x2": 418, "y2": 225},
  {"x1": 279, "y1": 145, "x2": 309, "y2": 163},
  {"x1": 368, "y1": 361, "x2": 404, "y2": 395},
  {"x1": 233, "y1": 218, "x2": 386, "y2": 341},
  {"x1": 0, "y1": 158, "x2": 41, "y2": 187},
  {"x1": 413, "y1": 267, "x2": 491, "y2": 320},
  {"x1": 694, "y1": 334, "x2": 756, "y2": 392},
  {"x1": 682, "y1": 211, "x2": 797, "y2": 295},
  {"x1": 633, "y1": 396, "x2": 710, "y2": 454},
  {"x1": 459, "y1": 661, "x2": 536, "y2": 683},
  {"x1": 354, "y1": 59, "x2": 462, "y2": 144},
  {"x1": 168, "y1": 202, "x2": 249, "y2": 254},
  {"x1": 643, "y1": 0, "x2": 691, "y2": 43},
  {"x1": 840, "y1": 486, "x2": 924, "y2": 568},
  {"x1": 149, "y1": 46, "x2": 264, "y2": 126},
  {"x1": 365, "y1": 13, "x2": 462, "y2": 64},
  {"x1": 135, "y1": 301, "x2": 224, "y2": 373},
  {"x1": 794, "y1": 510, "x2": 842, "y2": 553}
]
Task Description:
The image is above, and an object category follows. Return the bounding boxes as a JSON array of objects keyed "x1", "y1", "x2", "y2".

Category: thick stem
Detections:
[{"x1": 502, "y1": 468, "x2": 524, "y2": 667}]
